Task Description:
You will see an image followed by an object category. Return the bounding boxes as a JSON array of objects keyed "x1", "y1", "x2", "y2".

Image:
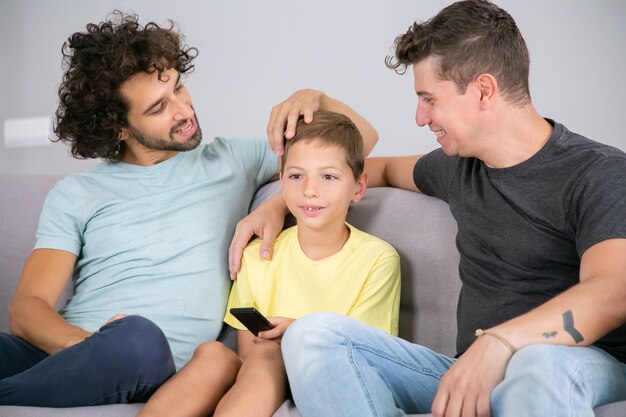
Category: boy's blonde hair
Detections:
[{"x1": 281, "y1": 111, "x2": 364, "y2": 180}]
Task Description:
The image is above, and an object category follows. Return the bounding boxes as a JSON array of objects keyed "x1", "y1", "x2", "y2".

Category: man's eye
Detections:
[
  {"x1": 175, "y1": 84, "x2": 184, "y2": 93},
  {"x1": 152, "y1": 102, "x2": 166, "y2": 115}
]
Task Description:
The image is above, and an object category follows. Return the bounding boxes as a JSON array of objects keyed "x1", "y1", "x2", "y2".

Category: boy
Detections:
[{"x1": 138, "y1": 111, "x2": 401, "y2": 417}]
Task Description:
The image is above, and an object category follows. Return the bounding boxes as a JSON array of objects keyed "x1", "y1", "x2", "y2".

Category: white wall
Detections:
[{"x1": 1, "y1": 0, "x2": 625, "y2": 175}]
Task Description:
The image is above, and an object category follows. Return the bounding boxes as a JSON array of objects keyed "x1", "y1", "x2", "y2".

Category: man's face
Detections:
[
  {"x1": 280, "y1": 140, "x2": 366, "y2": 234},
  {"x1": 120, "y1": 68, "x2": 202, "y2": 153},
  {"x1": 412, "y1": 57, "x2": 482, "y2": 157}
]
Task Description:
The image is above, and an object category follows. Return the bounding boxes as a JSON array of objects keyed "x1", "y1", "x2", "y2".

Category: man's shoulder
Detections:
[{"x1": 553, "y1": 122, "x2": 626, "y2": 161}]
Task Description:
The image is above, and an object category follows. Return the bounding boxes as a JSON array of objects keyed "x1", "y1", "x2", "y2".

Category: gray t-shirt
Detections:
[
  {"x1": 36, "y1": 138, "x2": 277, "y2": 369},
  {"x1": 413, "y1": 120, "x2": 626, "y2": 363}
]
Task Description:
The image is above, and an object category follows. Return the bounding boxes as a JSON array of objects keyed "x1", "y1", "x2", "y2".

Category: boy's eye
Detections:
[
  {"x1": 288, "y1": 173, "x2": 302, "y2": 180},
  {"x1": 322, "y1": 174, "x2": 337, "y2": 181},
  {"x1": 174, "y1": 83, "x2": 184, "y2": 93}
]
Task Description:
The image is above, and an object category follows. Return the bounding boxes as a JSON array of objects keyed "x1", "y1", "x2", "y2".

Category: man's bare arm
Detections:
[
  {"x1": 365, "y1": 155, "x2": 422, "y2": 191},
  {"x1": 494, "y1": 238, "x2": 626, "y2": 348},
  {"x1": 9, "y1": 249, "x2": 90, "y2": 354},
  {"x1": 432, "y1": 238, "x2": 626, "y2": 417}
]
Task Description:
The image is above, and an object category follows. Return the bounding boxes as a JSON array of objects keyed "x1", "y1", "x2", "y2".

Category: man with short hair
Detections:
[{"x1": 280, "y1": 1, "x2": 626, "y2": 416}]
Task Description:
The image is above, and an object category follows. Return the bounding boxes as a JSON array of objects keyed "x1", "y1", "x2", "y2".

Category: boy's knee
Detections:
[
  {"x1": 193, "y1": 341, "x2": 239, "y2": 365},
  {"x1": 282, "y1": 312, "x2": 347, "y2": 364}
]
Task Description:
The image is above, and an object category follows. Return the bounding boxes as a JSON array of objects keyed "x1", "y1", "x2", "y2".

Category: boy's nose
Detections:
[{"x1": 303, "y1": 180, "x2": 319, "y2": 198}]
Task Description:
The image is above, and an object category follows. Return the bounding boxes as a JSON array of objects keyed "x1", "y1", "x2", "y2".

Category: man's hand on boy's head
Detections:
[
  {"x1": 254, "y1": 317, "x2": 295, "y2": 343},
  {"x1": 266, "y1": 89, "x2": 323, "y2": 156}
]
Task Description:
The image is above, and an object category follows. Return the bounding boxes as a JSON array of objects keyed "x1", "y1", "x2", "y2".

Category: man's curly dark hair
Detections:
[{"x1": 53, "y1": 11, "x2": 198, "y2": 160}]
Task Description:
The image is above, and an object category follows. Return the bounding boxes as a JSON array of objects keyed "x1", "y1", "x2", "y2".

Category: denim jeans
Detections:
[
  {"x1": 282, "y1": 312, "x2": 626, "y2": 417},
  {"x1": 0, "y1": 315, "x2": 175, "y2": 406}
]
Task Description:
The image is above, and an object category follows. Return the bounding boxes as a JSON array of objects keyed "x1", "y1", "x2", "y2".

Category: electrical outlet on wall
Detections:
[{"x1": 3, "y1": 116, "x2": 54, "y2": 148}]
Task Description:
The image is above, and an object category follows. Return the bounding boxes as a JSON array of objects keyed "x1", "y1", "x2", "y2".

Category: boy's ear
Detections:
[
  {"x1": 279, "y1": 172, "x2": 287, "y2": 202},
  {"x1": 352, "y1": 172, "x2": 368, "y2": 203}
]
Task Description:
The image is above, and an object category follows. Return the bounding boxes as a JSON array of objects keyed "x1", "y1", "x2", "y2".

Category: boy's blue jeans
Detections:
[
  {"x1": 0, "y1": 315, "x2": 175, "y2": 406},
  {"x1": 282, "y1": 312, "x2": 626, "y2": 417}
]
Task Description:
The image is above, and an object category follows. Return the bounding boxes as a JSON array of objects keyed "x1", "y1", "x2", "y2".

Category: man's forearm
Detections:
[
  {"x1": 10, "y1": 297, "x2": 90, "y2": 354},
  {"x1": 318, "y1": 94, "x2": 378, "y2": 156},
  {"x1": 490, "y1": 274, "x2": 626, "y2": 351}
]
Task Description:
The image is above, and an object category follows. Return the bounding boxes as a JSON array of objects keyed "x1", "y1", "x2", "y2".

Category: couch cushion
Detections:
[{"x1": 0, "y1": 174, "x2": 66, "y2": 332}]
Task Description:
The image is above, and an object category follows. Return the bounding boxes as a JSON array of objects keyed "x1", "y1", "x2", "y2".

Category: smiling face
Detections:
[
  {"x1": 412, "y1": 57, "x2": 484, "y2": 158},
  {"x1": 119, "y1": 67, "x2": 202, "y2": 163},
  {"x1": 281, "y1": 140, "x2": 367, "y2": 235}
]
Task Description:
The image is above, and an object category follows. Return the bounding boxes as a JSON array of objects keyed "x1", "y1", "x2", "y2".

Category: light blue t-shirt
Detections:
[{"x1": 35, "y1": 138, "x2": 277, "y2": 369}]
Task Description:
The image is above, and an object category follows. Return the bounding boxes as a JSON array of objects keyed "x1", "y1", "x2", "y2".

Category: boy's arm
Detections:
[
  {"x1": 9, "y1": 249, "x2": 91, "y2": 354},
  {"x1": 267, "y1": 89, "x2": 378, "y2": 157},
  {"x1": 365, "y1": 156, "x2": 422, "y2": 191}
]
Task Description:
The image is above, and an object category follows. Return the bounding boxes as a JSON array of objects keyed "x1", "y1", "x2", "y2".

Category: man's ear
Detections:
[
  {"x1": 352, "y1": 172, "x2": 368, "y2": 203},
  {"x1": 476, "y1": 74, "x2": 497, "y2": 110},
  {"x1": 118, "y1": 128, "x2": 130, "y2": 141}
]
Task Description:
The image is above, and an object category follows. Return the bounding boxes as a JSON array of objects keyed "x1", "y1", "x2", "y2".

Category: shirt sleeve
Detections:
[
  {"x1": 223, "y1": 245, "x2": 258, "y2": 330},
  {"x1": 217, "y1": 137, "x2": 278, "y2": 189},
  {"x1": 413, "y1": 149, "x2": 459, "y2": 202},
  {"x1": 34, "y1": 178, "x2": 86, "y2": 255},
  {"x1": 571, "y1": 155, "x2": 626, "y2": 256},
  {"x1": 348, "y1": 250, "x2": 401, "y2": 336}
]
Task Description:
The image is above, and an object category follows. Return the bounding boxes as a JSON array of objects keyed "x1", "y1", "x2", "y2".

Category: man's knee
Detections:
[
  {"x1": 506, "y1": 344, "x2": 570, "y2": 379},
  {"x1": 97, "y1": 315, "x2": 175, "y2": 382}
]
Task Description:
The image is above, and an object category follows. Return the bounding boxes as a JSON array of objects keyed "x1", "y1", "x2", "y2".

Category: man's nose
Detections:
[{"x1": 415, "y1": 102, "x2": 431, "y2": 127}]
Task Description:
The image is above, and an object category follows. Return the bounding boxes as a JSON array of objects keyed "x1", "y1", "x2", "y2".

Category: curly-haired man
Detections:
[{"x1": 0, "y1": 11, "x2": 378, "y2": 407}]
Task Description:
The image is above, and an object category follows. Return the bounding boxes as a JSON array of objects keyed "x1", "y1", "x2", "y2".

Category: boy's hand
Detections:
[
  {"x1": 267, "y1": 89, "x2": 324, "y2": 156},
  {"x1": 254, "y1": 317, "x2": 295, "y2": 343}
]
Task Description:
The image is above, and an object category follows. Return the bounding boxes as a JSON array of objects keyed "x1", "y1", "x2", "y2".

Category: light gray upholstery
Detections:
[{"x1": 1, "y1": 175, "x2": 624, "y2": 417}]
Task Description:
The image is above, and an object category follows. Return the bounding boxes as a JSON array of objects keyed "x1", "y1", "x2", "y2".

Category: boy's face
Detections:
[
  {"x1": 120, "y1": 67, "x2": 202, "y2": 154},
  {"x1": 280, "y1": 140, "x2": 367, "y2": 234}
]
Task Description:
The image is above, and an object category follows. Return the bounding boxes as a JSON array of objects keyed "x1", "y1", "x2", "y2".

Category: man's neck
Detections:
[
  {"x1": 478, "y1": 105, "x2": 553, "y2": 169},
  {"x1": 120, "y1": 141, "x2": 178, "y2": 166}
]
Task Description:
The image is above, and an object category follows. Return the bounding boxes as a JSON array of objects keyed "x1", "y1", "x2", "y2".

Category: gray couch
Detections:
[{"x1": 1, "y1": 173, "x2": 624, "y2": 417}]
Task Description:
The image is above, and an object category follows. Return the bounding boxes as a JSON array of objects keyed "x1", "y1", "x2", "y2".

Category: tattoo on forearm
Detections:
[
  {"x1": 543, "y1": 331, "x2": 557, "y2": 339},
  {"x1": 563, "y1": 310, "x2": 584, "y2": 343}
]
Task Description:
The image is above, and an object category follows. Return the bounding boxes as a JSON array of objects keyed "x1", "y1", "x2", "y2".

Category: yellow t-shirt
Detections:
[{"x1": 224, "y1": 223, "x2": 401, "y2": 335}]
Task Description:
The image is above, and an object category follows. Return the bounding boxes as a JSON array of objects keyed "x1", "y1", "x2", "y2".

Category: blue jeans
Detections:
[
  {"x1": 282, "y1": 312, "x2": 626, "y2": 417},
  {"x1": 0, "y1": 315, "x2": 175, "y2": 406}
]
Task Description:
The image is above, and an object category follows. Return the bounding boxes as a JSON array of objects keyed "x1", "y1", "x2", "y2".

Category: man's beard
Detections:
[{"x1": 128, "y1": 116, "x2": 203, "y2": 152}]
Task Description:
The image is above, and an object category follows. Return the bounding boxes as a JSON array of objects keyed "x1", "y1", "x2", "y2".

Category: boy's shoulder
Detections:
[
  {"x1": 346, "y1": 223, "x2": 399, "y2": 258},
  {"x1": 242, "y1": 225, "x2": 297, "y2": 260}
]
